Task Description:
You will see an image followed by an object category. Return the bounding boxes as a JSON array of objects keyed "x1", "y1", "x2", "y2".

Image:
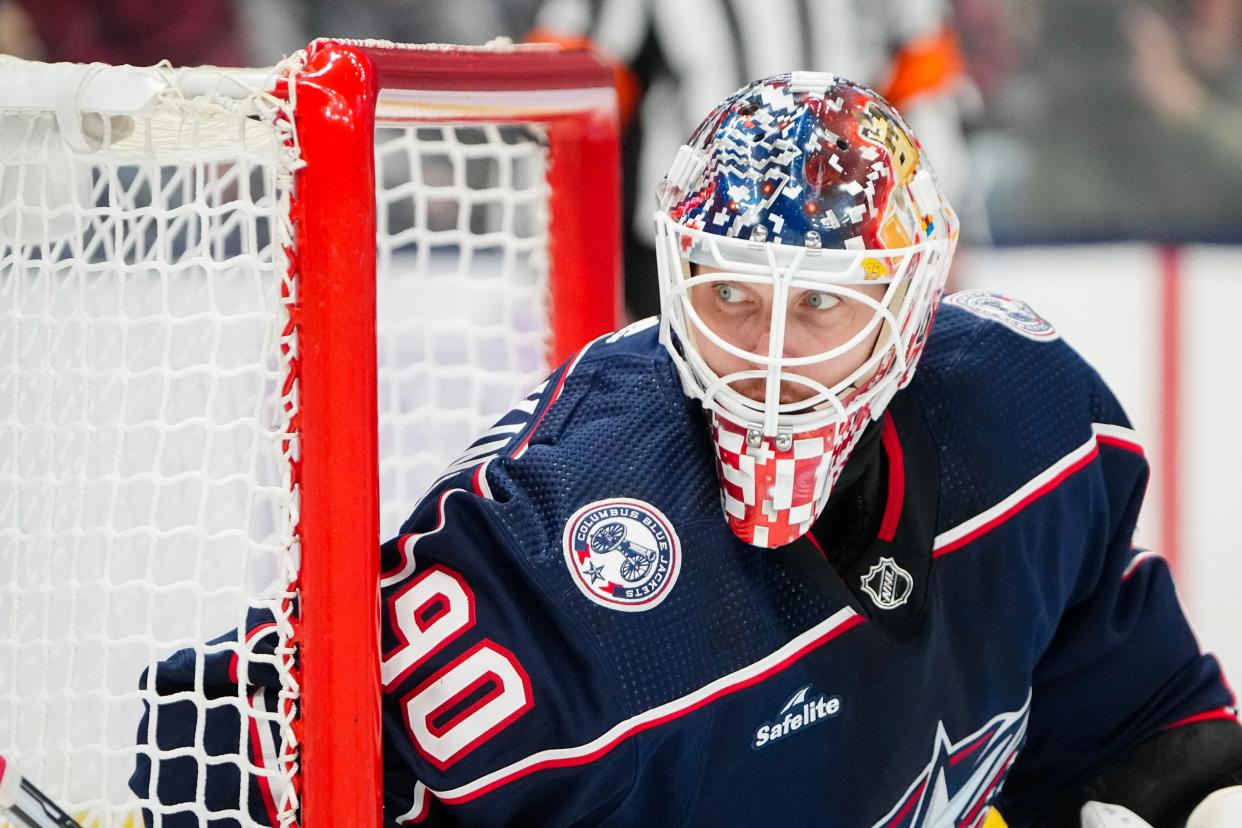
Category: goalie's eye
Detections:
[
  {"x1": 804, "y1": 290, "x2": 840, "y2": 310},
  {"x1": 715, "y1": 283, "x2": 747, "y2": 304}
]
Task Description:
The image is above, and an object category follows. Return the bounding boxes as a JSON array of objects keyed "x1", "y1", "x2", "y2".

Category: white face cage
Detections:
[{"x1": 654, "y1": 209, "x2": 958, "y2": 442}]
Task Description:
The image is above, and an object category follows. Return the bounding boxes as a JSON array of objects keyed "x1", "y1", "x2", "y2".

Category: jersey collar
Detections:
[{"x1": 782, "y1": 389, "x2": 941, "y2": 631}]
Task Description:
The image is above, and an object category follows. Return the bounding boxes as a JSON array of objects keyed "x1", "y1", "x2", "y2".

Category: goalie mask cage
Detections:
[{"x1": 0, "y1": 40, "x2": 619, "y2": 827}]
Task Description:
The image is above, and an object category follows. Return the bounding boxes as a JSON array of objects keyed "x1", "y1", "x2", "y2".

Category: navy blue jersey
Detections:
[{"x1": 133, "y1": 297, "x2": 1236, "y2": 827}]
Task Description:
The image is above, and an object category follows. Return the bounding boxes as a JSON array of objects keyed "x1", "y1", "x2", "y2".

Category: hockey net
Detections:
[{"x1": 0, "y1": 40, "x2": 618, "y2": 827}]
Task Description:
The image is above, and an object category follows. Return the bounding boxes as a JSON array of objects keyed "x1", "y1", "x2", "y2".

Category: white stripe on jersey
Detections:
[
  {"x1": 1123, "y1": 549, "x2": 1164, "y2": 581},
  {"x1": 432, "y1": 437, "x2": 516, "y2": 485},
  {"x1": 932, "y1": 423, "x2": 1143, "y2": 554},
  {"x1": 478, "y1": 422, "x2": 526, "y2": 440},
  {"x1": 396, "y1": 605, "x2": 862, "y2": 822},
  {"x1": 381, "y1": 489, "x2": 461, "y2": 588},
  {"x1": 513, "y1": 396, "x2": 540, "y2": 415}
]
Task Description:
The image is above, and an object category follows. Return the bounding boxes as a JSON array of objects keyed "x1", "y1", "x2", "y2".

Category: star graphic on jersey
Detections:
[
  {"x1": 871, "y1": 692, "x2": 1030, "y2": 827},
  {"x1": 583, "y1": 562, "x2": 606, "y2": 584}
]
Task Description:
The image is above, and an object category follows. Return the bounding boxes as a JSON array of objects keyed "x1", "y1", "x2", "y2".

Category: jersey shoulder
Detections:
[
  {"x1": 912, "y1": 292, "x2": 1142, "y2": 533},
  {"x1": 921, "y1": 290, "x2": 1131, "y2": 433},
  {"x1": 404, "y1": 317, "x2": 720, "y2": 546},
  {"x1": 921, "y1": 290, "x2": 1125, "y2": 418}
]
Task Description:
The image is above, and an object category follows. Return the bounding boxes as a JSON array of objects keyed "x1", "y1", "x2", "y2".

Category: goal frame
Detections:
[{"x1": 288, "y1": 39, "x2": 618, "y2": 825}]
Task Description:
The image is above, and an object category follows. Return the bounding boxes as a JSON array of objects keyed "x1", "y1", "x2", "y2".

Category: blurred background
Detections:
[{"x1": 2, "y1": 0, "x2": 1238, "y2": 682}]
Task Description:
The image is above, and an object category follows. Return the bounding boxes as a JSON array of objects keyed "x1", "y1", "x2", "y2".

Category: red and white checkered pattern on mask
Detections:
[{"x1": 711, "y1": 407, "x2": 873, "y2": 548}]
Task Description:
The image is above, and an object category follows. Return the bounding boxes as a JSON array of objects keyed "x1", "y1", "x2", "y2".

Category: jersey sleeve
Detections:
[
  {"x1": 379, "y1": 486, "x2": 635, "y2": 826},
  {"x1": 129, "y1": 608, "x2": 289, "y2": 827},
  {"x1": 995, "y1": 373, "x2": 1237, "y2": 825}
]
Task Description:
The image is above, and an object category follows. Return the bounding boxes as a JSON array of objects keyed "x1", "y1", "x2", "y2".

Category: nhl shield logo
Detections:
[
  {"x1": 860, "y1": 557, "x2": 913, "y2": 610},
  {"x1": 563, "y1": 498, "x2": 681, "y2": 612},
  {"x1": 945, "y1": 290, "x2": 1059, "y2": 342}
]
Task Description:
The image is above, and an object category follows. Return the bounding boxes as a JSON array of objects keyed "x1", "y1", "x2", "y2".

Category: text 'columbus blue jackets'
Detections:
[{"x1": 132, "y1": 295, "x2": 1236, "y2": 827}]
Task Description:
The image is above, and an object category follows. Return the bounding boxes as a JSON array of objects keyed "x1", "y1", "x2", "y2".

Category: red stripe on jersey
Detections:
[
  {"x1": 471, "y1": 459, "x2": 499, "y2": 501},
  {"x1": 248, "y1": 690, "x2": 281, "y2": 827},
  {"x1": 511, "y1": 341, "x2": 596, "y2": 460},
  {"x1": 427, "y1": 611, "x2": 866, "y2": 808},
  {"x1": 878, "y1": 413, "x2": 905, "y2": 543},
  {"x1": 1122, "y1": 549, "x2": 1163, "y2": 581},
  {"x1": 949, "y1": 728, "x2": 992, "y2": 767},
  {"x1": 933, "y1": 446, "x2": 1100, "y2": 558},
  {"x1": 229, "y1": 622, "x2": 278, "y2": 685},
  {"x1": 1161, "y1": 706, "x2": 1239, "y2": 731},
  {"x1": 961, "y1": 752, "x2": 1017, "y2": 828},
  {"x1": 933, "y1": 425, "x2": 1143, "y2": 559},
  {"x1": 805, "y1": 530, "x2": 827, "y2": 559},
  {"x1": 382, "y1": 534, "x2": 418, "y2": 580},
  {"x1": 881, "y1": 778, "x2": 928, "y2": 828},
  {"x1": 1096, "y1": 433, "x2": 1145, "y2": 456}
]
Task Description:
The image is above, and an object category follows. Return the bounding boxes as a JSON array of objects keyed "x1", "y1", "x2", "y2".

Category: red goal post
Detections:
[
  {"x1": 0, "y1": 38, "x2": 619, "y2": 827},
  {"x1": 292, "y1": 39, "x2": 620, "y2": 826}
]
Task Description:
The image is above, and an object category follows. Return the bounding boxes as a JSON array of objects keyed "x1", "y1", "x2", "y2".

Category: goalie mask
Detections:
[{"x1": 655, "y1": 73, "x2": 958, "y2": 548}]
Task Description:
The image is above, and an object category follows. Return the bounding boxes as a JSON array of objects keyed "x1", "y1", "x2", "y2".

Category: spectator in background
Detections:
[
  {"x1": 528, "y1": 0, "x2": 977, "y2": 319},
  {"x1": 1, "y1": 0, "x2": 540, "y2": 72},
  {"x1": 1126, "y1": 0, "x2": 1242, "y2": 220},
  {"x1": 952, "y1": 0, "x2": 1029, "y2": 107},
  {"x1": 12, "y1": 0, "x2": 246, "y2": 66},
  {"x1": 0, "y1": 0, "x2": 39, "y2": 59},
  {"x1": 238, "y1": 0, "x2": 540, "y2": 65},
  {"x1": 986, "y1": 0, "x2": 1242, "y2": 244}
]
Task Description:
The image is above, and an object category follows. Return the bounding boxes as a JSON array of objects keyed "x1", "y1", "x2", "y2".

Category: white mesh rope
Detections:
[
  {"x1": 375, "y1": 121, "x2": 549, "y2": 540},
  {"x1": 0, "y1": 53, "x2": 554, "y2": 827},
  {"x1": 0, "y1": 56, "x2": 303, "y2": 824},
  {"x1": 0, "y1": 58, "x2": 302, "y2": 828}
]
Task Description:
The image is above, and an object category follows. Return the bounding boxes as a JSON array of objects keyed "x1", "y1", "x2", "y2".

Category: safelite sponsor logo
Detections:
[{"x1": 752, "y1": 685, "x2": 841, "y2": 749}]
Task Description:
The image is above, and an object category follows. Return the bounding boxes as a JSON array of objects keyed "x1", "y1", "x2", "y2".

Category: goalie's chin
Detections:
[
  {"x1": 728, "y1": 378, "x2": 828, "y2": 406},
  {"x1": 706, "y1": 407, "x2": 872, "y2": 549}
]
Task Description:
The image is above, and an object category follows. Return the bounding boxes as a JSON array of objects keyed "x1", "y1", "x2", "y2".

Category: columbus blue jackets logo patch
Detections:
[
  {"x1": 563, "y1": 498, "x2": 681, "y2": 612},
  {"x1": 944, "y1": 290, "x2": 1059, "y2": 342},
  {"x1": 860, "y1": 557, "x2": 913, "y2": 610}
]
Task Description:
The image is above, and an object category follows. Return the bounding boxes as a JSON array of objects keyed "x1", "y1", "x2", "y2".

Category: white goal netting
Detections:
[
  {"x1": 375, "y1": 120, "x2": 549, "y2": 538},
  {"x1": 0, "y1": 52, "x2": 554, "y2": 827}
]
